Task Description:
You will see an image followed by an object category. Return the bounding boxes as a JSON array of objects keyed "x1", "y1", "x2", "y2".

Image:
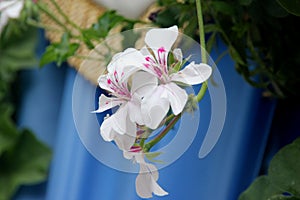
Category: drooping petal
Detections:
[
  {"x1": 99, "y1": 116, "x2": 115, "y2": 141},
  {"x1": 145, "y1": 25, "x2": 178, "y2": 53},
  {"x1": 127, "y1": 100, "x2": 144, "y2": 125},
  {"x1": 162, "y1": 82, "x2": 188, "y2": 115},
  {"x1": 113, "y1": 131, "x2": 136, "y2": 151},
  {"x1": 93, "y1": 94, "x2": 123, "y2": 113},
  {"x1": 112, "y1": 104, "x2": 136, "y2": 136},
  {"x1": 141, "y1": 86, "x2": 170, "y2": 129},
  {"x1": 100, "y1": 116, "x2": 135, "y2": 150},
  {"x1": 170, "y1": 62, "x2": 212, "y2": 85},
  {"x1": 131, "y1": 71, "x2": 158, "y2": 97},
  {"x1": 136, "y1": 163, "x2": 168, "y2": 198}
]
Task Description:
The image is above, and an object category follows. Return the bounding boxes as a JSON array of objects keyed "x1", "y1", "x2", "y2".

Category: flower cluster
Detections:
[{"x1": 94, "y1": 25, "x2": 212, "y2": 198}]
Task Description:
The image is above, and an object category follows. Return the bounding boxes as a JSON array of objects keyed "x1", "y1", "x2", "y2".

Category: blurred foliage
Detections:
[
  {"x1": 152, "y1": 0, "x2": 300, "y2": 98},
  {"x1": 239, "y1": 137, "x2": 300, "y2": 200},
  {"x1": 0, "y1": 18, "x2": 52, "y2": 200}
]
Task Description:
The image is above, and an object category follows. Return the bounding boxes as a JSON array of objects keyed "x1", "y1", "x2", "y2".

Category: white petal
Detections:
[
  {"x1": 0, "y1": 0, "x2": 19, "y2": 11},
  {"x1": 136, "y1": 163, "x2": 168, "y2": 198},
  {"x1": 98, "y1": 75, "x2": 114, "y2": 93},
  {"x1": 163, "y1": 83, "x2": 188, "y2": 115},
  {"x1": 109, "y1": 48, "x2": 145, "y2": 81},
  {"x1": 99, "y1": 117, "x2": 115, "y2": 141},
  {"x1": 145, "y1": 26, "x2": 178, "y2": 53},
  {"x1": 112, "y1": 104, "x2": 136, "y2": 135},
  {"x1": 113, "y1": 132, "x2": 135, "y2": 151},
  {"x1": 6, "y1": 1, "x2": 23, "y2": 18},
  {"x1": 127, "y1": 100, "x2": 144, "y2": 125},
  {"x1": 170, "y1": 62, "x2": 212, "y2": 85},
  {"x1": 131, "y1": 71, "x2": 158, "y2": 97},
  {"x1": 141, "y1": 87, "x2": 170, "y2": 129},
  {"x1": 100, "y1": 113, "x2": 136, "y2": 150},
  {"x1": 93, "y1": 94, "x2": 123, "y2": 113}
]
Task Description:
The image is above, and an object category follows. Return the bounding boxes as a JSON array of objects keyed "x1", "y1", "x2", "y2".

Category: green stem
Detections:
[
  {"x1": 196, "y1": 0, "x2": 209, "y2": 101},
  {"x1": 26, "y1": 18, "x2": 63, "y2": 32},
  {"x1": 196, "y1": 81, "x2": 208, "y2": 102},
  {"x1": 144, "y1": 114, "x2": 181, "y2": 152},
  {"x1": 196, "y1": 0, "x2": 207, "y2": 64},
  {"x1": 36, "y1": 3, "x2": 69, "y2": 32},
  {"x1": 49, "y1": 0, "x2": 82, "y2": 31},
  {"x1": 143, "y1": 0, "x2": 210, "y2": 152}
]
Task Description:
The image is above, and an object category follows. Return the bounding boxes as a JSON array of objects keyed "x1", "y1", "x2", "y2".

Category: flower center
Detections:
[
  {"x1": 143, "y1": 47, "x2": 170, "y2": 84},
  {"x1": 107, "y1": 70, "x2": 131, "y2": 99}
]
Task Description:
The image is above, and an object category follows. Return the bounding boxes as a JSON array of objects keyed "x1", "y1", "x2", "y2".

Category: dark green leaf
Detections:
[
  {"x1": 239, "y1": 176, "x2": 284, "y2": 200},
  {"x1": 269, "y1": 138, "x2": 300, "y2": 197},
  {"x1": 0, "y1": 130, "x2": 52, "y2": 200},
  {"x1": 0, "y1": 105, "x2": 18, "y2": 155},
  {"x1": 277, "y1": 0, "x2": 300, "y2": 16}
]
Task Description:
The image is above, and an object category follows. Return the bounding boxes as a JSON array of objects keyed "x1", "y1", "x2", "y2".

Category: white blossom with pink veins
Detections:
[
  {"x1": 140, "y1": 25, "x2": 212, "y2": 129},
  {"x1": 94, "y1": 48, "x2": 157, "y2": 150},
  {"x1": 124, "y1": 149, "x2": 168, "y2": 198},
  {"x1": 0, "y1": 0, "x2": 24, "y2": 34}
]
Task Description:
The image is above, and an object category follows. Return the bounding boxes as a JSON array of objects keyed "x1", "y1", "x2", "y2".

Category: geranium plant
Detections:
[{"x1": 93, "y1": 25, "x2": 212, "y2": 198}]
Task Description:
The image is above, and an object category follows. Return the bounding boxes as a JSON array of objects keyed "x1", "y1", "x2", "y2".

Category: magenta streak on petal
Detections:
[
  {"x1": 106, "y1": 69, "x2": 131, "y2": 99},
  {"x1": 130, "y1": 146, "x2": 142, "y2": 153}
]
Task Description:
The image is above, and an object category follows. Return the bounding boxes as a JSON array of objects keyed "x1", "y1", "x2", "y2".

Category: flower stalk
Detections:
[{"x1": 144, "y1": 114, "x2": 181, "y2": 152}]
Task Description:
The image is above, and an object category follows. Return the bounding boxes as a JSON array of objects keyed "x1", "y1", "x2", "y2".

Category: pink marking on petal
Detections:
[
  {"x1": 107, "y1": 79, "x2": 112, "y2": 84},
  {"x1": 130, "y1": 146, "x2": 142, "y2": 153}
]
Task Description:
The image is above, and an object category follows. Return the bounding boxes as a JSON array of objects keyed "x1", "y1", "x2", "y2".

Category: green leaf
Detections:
[
  {"x1": 0, "y1": 105, "x2": 18, "y2": 155},
  {"x1": 239, "y1": 138, "x2": 300, "y2": 200},
  {"x1": 145, "y1": 152, "x2": 164, "y2": 163},
  {"x1": 0, "y1": 130, "x2": 52, "y2": 200},
  {"x1": 277, "y1": 0, "x2": 300, "y2": 16},
  {"x1": 40, "y1": 33, "x2": 80, "y2": 66},
  {"x1": 269, "y1": 138, "x2": 300, "y2": 197},
  {"x1": 0, "y1": 27, "x2": 38, "y2": 75},
  {"x1": 239, "y1": 176, "x2": 284, "y2": 200},
  {"x1": 82, "y1": 10, "x2": 129, "y2": 40}
]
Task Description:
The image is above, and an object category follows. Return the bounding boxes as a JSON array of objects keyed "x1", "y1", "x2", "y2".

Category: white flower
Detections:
[
  {"x1": 124, "y1": 150, "x2": 168, "y2": 198},
  {"x1": 94, "y1": 48, "x2": 157, "y2": 150},
  {"x1": 140, "y1": 25, "x2": 212, "y2": 129},
  {"x1": 0, "y1": 0, "x2": 24, "y2": 34}
]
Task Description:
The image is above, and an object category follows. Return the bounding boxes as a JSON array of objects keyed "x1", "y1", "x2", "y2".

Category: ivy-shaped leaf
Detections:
[
  {"x1": 239, "y1": 137, "x2": 300, "y2": 200},
  {"x1": 0, "y1": 129, "x2": 52, "y2": 200},
  {"x1": 269, "y1": 138, "x2": 300, "y2": 197}
]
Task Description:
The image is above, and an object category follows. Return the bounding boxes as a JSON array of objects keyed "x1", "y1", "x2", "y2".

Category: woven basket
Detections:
[{"x1": 41, "y1": 0, "x2": 159, "y2": 85}]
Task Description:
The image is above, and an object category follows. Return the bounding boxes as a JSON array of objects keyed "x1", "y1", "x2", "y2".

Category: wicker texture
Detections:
[{"x1": 41, "y1": 0, "x2": 159, "y2": 85}]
